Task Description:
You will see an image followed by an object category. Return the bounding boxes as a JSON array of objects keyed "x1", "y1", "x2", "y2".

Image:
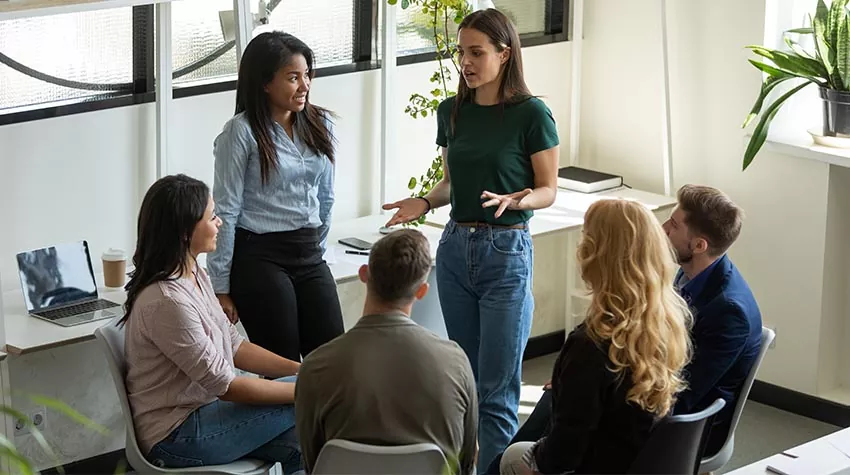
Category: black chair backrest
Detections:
[{"x1": 628, "y1": 398, "x2": 726, "y2": 475}]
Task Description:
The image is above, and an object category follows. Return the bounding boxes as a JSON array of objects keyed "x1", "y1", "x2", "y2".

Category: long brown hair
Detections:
[
  {"x1": 120, "y1": 174, "x2": 209, "y2": 327},
  {"x1": 451, "y1": 8, "x2": 532, "y2": 133},
  {"x1": 235, "y1": 31, "x2": 337, "y2": 185}
]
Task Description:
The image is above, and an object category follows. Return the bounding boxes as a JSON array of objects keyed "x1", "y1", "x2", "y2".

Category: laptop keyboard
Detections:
[{"x1": 34, "y1": 300, "x2": 120, "y2": 321}]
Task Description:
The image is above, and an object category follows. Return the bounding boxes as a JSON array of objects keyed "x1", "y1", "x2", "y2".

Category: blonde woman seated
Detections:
[{"x1": 500, "y1": 198, "x2": 693, "y2": 475}]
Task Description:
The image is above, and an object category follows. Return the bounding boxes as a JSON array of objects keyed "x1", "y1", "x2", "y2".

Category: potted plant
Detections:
[{"x1": 743, "y1": 0, "x2": 850, "y2": 170}]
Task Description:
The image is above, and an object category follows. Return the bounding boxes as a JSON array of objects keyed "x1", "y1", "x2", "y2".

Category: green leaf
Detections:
[
  {"x1": 420, "y1": 110, "x2": 428, "y2": 117},
  {"x1": 0, "y1": 436, "x2": 34, "y2": 475},
  {"x1": 786, "y1": 27, "x2": 814, "y2": 34},
  {"x1": 746, "y1": 45, "x2": 827, "y2": 80},
  {"x1": 749, "y1": 59, "x2": 794, "y2": 78},
  {"x1": 840, "y1": 14, "x2": 850, "y2": 89},
  {"x1": 743, "y1": 81, "x2": 812, "y2": 170},
  {"x1": 24, "y1": 393, "x2": 109, "y2": 435},
  {"x1": 408, "y1": 177, "x2": 417, "y2": 189},
  {"x1": 829, "y1": 0, "x2": 850, "y2": 48},
  {"x1": 784, "y1": 35, "x2": 814, "y2": 59},
  {"x1": 387, "y1": 0, "x2": 397, "y2": 4},
  {"x1": 742, "y1": 74, "x2": 794, "y2": 128},
  {"x1": 814, "y1": 3, "x2": 834, "y2": 75},
  {"x1": 401, "y1": 0, "x2": 410, "y2": 8}
]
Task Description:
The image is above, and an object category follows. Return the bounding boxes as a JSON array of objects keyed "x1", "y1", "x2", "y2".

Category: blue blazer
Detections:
[{"x1": 674, "y1": 255, "x2": 762, "y2": 431}]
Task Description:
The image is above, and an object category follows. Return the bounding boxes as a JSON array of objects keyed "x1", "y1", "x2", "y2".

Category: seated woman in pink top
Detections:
[{"x1": 119, "y1": 174, "x2": 302, "y2": 473}]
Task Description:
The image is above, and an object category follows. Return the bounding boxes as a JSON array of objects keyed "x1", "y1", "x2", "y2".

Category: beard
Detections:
[{"x1": 675, "y1": 245, "x2": 693, "y2": 264}]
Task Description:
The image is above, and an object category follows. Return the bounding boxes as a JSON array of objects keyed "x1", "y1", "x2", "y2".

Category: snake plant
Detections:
[{"x1": 743, "y1": 0, "x2": 850, "y2": 170}]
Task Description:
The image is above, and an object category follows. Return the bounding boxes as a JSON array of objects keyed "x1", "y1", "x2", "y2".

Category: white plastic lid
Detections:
[{"x1": 102, "y1": 248, "x2": 126, "y2": 261}]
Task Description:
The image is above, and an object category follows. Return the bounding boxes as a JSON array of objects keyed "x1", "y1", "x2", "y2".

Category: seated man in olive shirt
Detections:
[{"x1": 295, "y1": 229, "x2": 478, "y2": 474}]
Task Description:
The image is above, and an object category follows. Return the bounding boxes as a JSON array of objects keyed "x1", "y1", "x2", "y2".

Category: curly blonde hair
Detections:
[{"x1": 577, "y1": 198, "x2": 693, "y2": 417}]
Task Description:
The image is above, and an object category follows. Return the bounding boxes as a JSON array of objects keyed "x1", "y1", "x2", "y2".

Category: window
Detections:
[
  {"x1": 0, "y1": 8, "x2": 134, "y2": 112},
  {"x1": 393, "y1": 0, "x2": 563, "y2": 58},
  {"x1": 172, "y1": 0, "x2": 239, "y2": 86},
  {"x1": 264, "y1": 0, "x2": 355, "y2": 68},
  {"x1": 760, "y1": 0, "x2": 820, "y2": 138},
  {"x1": 171, "y1": 0, "x2": 355, "y2": 87},
  {"x1": 492, "y1": 0, "x2": 547, "y2": 36},
  {"x1": 0, "y1": 0, "x2": 567, "y2": 123}
]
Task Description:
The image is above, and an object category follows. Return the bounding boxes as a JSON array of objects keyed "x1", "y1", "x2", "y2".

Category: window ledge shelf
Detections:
[{"x1": 758, "y1": 130, "x2": 850, "y2": 168}]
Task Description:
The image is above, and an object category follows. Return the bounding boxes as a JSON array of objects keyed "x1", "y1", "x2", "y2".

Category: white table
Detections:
[
  {"x1": 0, "y1": 187, "x2": 677, "y2": 355},
  {"x1": 727, "y1": 427, "x2": 850, "y2": 475},
  {"x1": 425, "y1": 186, "x2": 677, "y2": 333},
  {"x1": 0, "y1": 213, "x2": 447, "y2": 355}
]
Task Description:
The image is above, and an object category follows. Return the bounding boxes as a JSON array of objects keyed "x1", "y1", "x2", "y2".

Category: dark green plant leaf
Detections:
[
  {"x1": 401, "y1": 0, "x2": 410, "y2": 8},
  {"x1": 742, "y1": 74, "x2": 794, "y2": 128},
  {"x1": 840, "y1": 14, "x2": 850, "y2": 89},
  {"x1": 408, "y1": 177, "x2": 417, "y2": 190},
  {"x1": 829, "y1": 0, "x2": 850, "y2": 47},
  {"x1": 746, "y1": 45, "x2": 827, "y2": 80},
  {"x1": 787, "y1": 27, "x2": 814, "y2": 34},
  {"x1": 749, "y1": 59, "x2": 795, "y2": 78},
  {"x1": 743, "y1": 81, "x2": 812, "y2": 170},
  {"x1": 814, "y1": 2, "x2": 834, "y2": 75}
]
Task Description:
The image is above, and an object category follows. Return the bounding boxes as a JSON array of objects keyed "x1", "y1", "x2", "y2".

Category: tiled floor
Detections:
[{"x1": 519, "y1": 354, "x2": 841, "y2": 473}]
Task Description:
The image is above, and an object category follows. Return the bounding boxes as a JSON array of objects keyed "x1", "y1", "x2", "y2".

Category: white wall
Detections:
[
  {"x1": 577, "y1": 0, "x2": 841, "y2": 396},
  {"x1": 0, "y1": 40, "x2": 572, "y2": 468}
]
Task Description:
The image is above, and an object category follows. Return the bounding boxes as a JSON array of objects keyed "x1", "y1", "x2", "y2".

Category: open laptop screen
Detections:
[{"x1": 16, "y1": 241, "x2": 97, "y2": 312}]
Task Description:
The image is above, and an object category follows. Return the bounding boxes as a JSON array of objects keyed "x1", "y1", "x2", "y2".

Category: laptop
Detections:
[{"x1": 16, "y1": 240, "x2": 122, "y2": 327}]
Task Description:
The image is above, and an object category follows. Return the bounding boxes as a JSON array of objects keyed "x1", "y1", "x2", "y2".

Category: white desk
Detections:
[
  {"x1": 1, "y1": 283, "x2": 127, "y2": 355},
  {"x1": 425, "y1": 187, "x2": 677, "y2": 333},
  {"x1": 0, "y1": 213, "x2": 447, "y2": 355},
  {"x1": 727, "y1": 427, "x2": 850, "y2": 475},
  {"x1": 325, "y1": 214, "x2": 444, "y2": 284}
]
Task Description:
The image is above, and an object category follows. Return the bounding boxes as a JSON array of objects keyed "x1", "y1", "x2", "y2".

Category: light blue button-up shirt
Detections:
[{"x1": 207, "y1": 112, "x2": 335, "y2": 294}]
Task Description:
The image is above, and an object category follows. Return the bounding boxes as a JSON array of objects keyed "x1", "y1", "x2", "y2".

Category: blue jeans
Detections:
[
  {"x1": 148, "y1": 376, "x2": 302, "y2": 474},
  {"x1": 436, "y1": 220, "x2": 534, "y2": 473}
]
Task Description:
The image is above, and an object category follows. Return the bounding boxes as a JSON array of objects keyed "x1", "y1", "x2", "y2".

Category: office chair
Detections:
[
  {"x1": 94, "y1": 320, "x2": 274, "y2": 475},
  {"x1": 312, "y1": 439, "x2": 448, "y2": 474},
  {"x1": 628, "y1": 398, "x2": 726, "y2": 475},
  {"x1": 699, "y1": 326, "x2": 776, "y2": 473}
]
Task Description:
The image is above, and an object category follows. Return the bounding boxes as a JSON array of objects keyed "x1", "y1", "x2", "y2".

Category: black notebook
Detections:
[{"x1": 557, "y1": 166, "x2": 623, "y2": 193}]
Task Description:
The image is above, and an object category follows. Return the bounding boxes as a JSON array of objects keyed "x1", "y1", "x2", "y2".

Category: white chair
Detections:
[
  {"x1": 312, "y1": 439, "x2": 448, "y2": 474},
  {"x1": 94, "y1": 320, "x2": 275, "y2": 475},
  {"x1": 698, "y1": 326, "x2": 776, "y2": 473}
]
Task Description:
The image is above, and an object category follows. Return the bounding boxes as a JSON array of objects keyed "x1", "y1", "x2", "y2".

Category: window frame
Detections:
[{"x1": 0, "y1": 0, "x2": 569, "y2": 126}]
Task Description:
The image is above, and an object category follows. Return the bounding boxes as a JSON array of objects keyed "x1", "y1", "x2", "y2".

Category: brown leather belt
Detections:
[{"x1": 454, "y1": 221, "x2": 526, "y2": 230}]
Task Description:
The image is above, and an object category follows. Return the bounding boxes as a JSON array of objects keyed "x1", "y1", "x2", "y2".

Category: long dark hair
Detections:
[
  {"x1": 119, "y1": 174, "x2": 209, "y2": 326},
  {"x1": 235, "y1": 31, "x2": 337, "y2": 185},
  {"x1": 452, "y1": 9, "x2": 532, "y2": 133}
]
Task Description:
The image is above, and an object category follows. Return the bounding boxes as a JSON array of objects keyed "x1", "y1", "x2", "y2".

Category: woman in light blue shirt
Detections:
[{"x1": 208, "y1": 31, "x2": 343, "y2": 362}]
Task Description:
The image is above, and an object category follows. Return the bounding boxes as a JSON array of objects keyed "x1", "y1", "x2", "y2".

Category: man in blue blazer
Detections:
[{"x1": 663, "y1": 184, "x2": 762, "y2": 456}]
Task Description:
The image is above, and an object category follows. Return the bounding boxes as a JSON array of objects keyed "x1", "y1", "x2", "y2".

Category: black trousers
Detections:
[{"x1": 229, "y1": 227, "x2": 344, "y2": 361}]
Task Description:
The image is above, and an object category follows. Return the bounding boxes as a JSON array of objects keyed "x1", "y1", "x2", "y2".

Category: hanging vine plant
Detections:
[{"x1": 388, "y1": 0, "x2": 472, "y2": 224}]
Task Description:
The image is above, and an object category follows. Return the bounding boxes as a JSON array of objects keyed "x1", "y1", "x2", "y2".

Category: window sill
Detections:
[{"x1": 758, "y1": 130, "x2": 850, "y2": 168}]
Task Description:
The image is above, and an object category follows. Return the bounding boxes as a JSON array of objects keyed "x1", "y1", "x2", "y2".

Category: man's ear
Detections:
[
  {"x1": 414, "y1": 282, "x2": 430, "y2": 301},
  {"x1": 358, "y1": 264, "x2": 369, "y2": 284},
  {"x1": 692, "y1": 237, "x2": 710, "y2": 255}
]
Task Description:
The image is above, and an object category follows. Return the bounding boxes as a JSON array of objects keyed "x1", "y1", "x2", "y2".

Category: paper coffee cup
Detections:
[{"x1": 102, "y1": 248, "x2": 127, "y2": 288}]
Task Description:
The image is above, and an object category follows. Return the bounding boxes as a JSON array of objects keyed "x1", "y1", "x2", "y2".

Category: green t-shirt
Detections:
[{"x1": 436, "y1": 95, "x2": 560, "y2": 226}]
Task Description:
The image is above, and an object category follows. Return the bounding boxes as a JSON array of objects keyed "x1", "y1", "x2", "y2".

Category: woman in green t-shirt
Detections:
[{"x1": 383, "y1": 8, "x2": 560, "y2": 472}]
